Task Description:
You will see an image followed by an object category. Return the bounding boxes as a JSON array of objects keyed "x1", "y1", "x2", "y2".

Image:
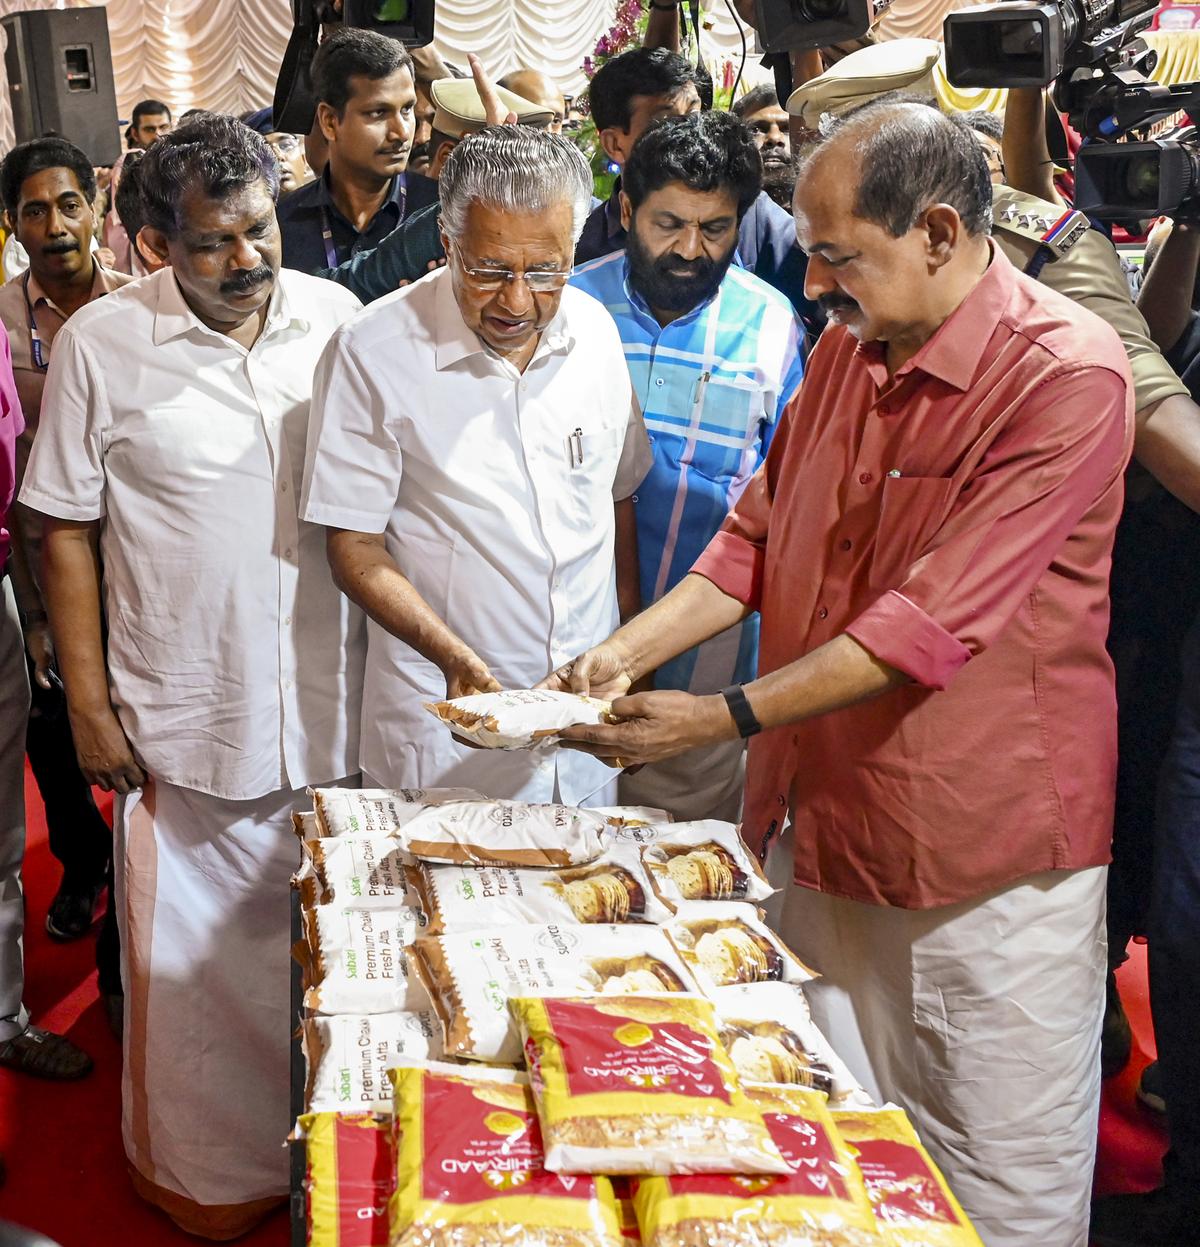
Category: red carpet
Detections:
[{"x1": 0, "y1": 762, "x2": 1168, "y2": 1244}]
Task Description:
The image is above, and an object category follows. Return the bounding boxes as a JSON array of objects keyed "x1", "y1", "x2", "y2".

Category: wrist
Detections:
[
  {"x1": 18, "y1": 606, "x2": 47, "y2": 629},
  {"x1": 705, "y1": 693, "x2": 742, "y2": 742}
]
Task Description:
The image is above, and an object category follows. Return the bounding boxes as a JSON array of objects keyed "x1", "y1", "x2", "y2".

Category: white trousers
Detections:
[
  {"x1": 115, "y1": 777, "x2": 319, "y2": 1217},
  {"x1": 618, "y1": 736, "x2": 745, "y2": 823},
  {"x1": 769, "y1": 838, "x2": 1107, "y2": 1247}
]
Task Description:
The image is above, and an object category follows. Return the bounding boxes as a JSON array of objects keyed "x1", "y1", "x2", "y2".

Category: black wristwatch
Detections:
[
  {"x1": 649, "y1": 0, "x2": 678, "y2": 9},
  {"x1": 721, "y1": 684, "x2": 763, "y2": 738}
]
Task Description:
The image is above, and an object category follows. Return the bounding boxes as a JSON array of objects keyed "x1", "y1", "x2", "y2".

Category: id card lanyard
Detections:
[
  {"x1": 22, "y1": 272, "x2": 48, "y2": 371},
  {"x1": 318, "y1": 173, "x2": 408, "y2": 269}
]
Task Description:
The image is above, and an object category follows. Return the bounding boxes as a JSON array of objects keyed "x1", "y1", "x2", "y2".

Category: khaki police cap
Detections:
[
  {"x1": 431, "y1": 77, "x2": 554, "y2": 138},
  {"x1": 785, "y1": 38, "x2": 941, "y2": 131}
]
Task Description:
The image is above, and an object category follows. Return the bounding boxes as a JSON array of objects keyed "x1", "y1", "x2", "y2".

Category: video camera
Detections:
[
  {"x1": 943, "y1": 0, "x2": 1156, "y2": 90},
  {"x1": 273, "y1": 0, "x2": 435, "y2": 134},
  {"x1": 753, "y1": 0, "x2": 885, "y2": 53},
  {"x1": 944, "y1": 0, "x2": 1200, "y2": 223}
]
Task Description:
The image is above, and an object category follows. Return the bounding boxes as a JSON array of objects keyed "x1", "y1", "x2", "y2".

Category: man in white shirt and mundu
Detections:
[
  {"x1": 20, "y1": 117, "x2": 364, "y2": 1239},
  {"x1": 302, "y1": 125, "x2": 651, "y2": 805}
]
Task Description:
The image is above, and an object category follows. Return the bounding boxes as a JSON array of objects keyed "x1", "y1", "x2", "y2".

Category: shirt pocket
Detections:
[
  {"x1": 691, "y1": 374, "x2": 770, "y2": 480},
  {"x1": 868, "y1": 475, "x2": 956, "y2": 593},
  {"x1": 568, "y1": 424, "x2": 624, "y2": 510}
]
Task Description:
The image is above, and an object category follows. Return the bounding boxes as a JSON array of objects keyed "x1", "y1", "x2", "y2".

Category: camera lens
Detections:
[
  {"x1": 800, "y1": 0, "x2": 844, "y2": 19},
  {"x1": 1123, "y1": 153, "x2": 1160, "y2": 202},
  {"x1": 998, "y1": 19, "x2": 1044, "y2": 57}
]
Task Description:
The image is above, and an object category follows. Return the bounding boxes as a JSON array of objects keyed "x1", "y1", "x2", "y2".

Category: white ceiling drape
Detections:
[{"x1": 0, "y1": 0, "x2": 962, "y2": 157}]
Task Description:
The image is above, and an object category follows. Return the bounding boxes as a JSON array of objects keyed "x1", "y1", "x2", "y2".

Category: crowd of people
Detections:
[{"x1": 0, "y1": 10, "x2": 1197, "y2": 1247}]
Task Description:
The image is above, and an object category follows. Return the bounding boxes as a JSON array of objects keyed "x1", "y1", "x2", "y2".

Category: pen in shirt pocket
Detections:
[
  {"x1": 691, "y1": 370, "x2": 711, "y2": 414},
  {"x1": 567, "y1": 426, "x2": 584, "y2": 467}
]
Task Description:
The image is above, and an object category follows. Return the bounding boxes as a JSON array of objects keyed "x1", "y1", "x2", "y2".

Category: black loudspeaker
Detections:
[{"x1": 2, "y1": 7, "x2": 120, "y2": 166}]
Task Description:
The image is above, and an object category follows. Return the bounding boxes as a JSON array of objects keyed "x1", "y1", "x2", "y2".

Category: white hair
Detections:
[{"x1": 438, "y1": 125, "x2": 593, "y2": 243}]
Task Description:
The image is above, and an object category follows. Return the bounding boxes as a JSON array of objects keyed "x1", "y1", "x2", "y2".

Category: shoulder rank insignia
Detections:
[{"x1": 996, "y1": 199, "x2": 1090, "y2": 258}]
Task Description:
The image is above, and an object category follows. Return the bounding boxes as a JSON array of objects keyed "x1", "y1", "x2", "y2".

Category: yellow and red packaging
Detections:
[
  {"x1": 509, "y1": 993, "x2": 789, "y2": 1176},
  {"x1": 832, "y1": 1107, "x2": 985, "y2": 1246},
  {"x1": 632, "y1": 1084, "x2": 878, "y2": 1246},
  {"x1": 610, "y1": 1177, "x2": 643, "y2": 1243},
  {"x1": 298, "y1": 1111, "x2": 393, "y2": 1247},
  {"x1": 386, "y1": 1059, "x2": 623, "y2": 1247}
]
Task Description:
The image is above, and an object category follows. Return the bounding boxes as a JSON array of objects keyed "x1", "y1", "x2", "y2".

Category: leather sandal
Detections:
[{"x1": 0, "y1": 1025, "x2": 93, "y2": 1080}]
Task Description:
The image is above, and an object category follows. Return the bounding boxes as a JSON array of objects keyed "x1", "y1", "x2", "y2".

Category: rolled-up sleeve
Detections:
[
  {"x1": 300, "y1": 326, "x2": 403, "y2": 533},
  {"x1": 848, "y1": 363, "x2": 1132, "y2": 688},
  {"x1": 19, "y1": 325, "x2": 107, "y2": 521}
]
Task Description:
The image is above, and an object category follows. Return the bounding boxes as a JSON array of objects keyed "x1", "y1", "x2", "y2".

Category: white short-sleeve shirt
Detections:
[
  {"x1": 301, "y1": 266, "x2": 651, "y2": 804},
  {"x1": 20, "y1": 267, "x2": 366, "y2": 800}
]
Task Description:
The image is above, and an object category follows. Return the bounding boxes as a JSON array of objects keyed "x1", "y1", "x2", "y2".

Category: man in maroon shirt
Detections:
[{"x1": 550, "y1": 100, "x2": 1133, "y2": 1245}]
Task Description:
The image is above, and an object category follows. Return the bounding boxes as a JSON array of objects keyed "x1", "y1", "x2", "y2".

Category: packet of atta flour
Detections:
[
  {"x1": 299, "y1": 904, "x2": 431, "y2": 1015},
  {"x1": 410, "y1": 924, "x2": 698, "y2": 1064},
  {"x1": 303, "y1": 1012, "x2": 442, "y2": 1113},
  {"x1": 408, "y1": 845, "x2": 671, "y2": 934},
  {"x1": 632, "y1": 1083, "x2": 878, "y2": 1247},
  {"x1": 510, "y1": 994, "x2": 789, "y2": 1177},
  {"x1": 665, "y1": 903, "x2": 816, "y2": 992},
  {"x1": 297, "y1": 1111, "x2": 393, "y2": 1247},
  {"x1": 398, "y1": 800, "x2": 608, "y2": 868},
  {"x1": 387, "y1": 1060, "x2": 623, "y2": 1247},
  {"x1": 294, "y1": 836, "x2": 418, "y2": 911},
  {"x1": 309, "y1": 788, "x2": 485, "y2": 838},
  {"x1": 639, "y1": 822, "x2": 775, "y2": 908},
  {"x1": 424, "y1": 688, "x2": 613, "y2": 749},
  {"x1": 831, "y1": 1107, "x2": 984, "y2": 1246},
  {"x1": 710, "y1": 982, "x2": 872, "y2": 1108}
]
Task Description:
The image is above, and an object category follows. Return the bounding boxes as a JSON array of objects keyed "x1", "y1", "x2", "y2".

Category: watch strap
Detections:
[{"x1": 721, "y1": 684, "x2": 762, "y2": 739}]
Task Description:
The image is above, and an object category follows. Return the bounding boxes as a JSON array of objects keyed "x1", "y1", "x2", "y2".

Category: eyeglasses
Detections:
[
  {"x1": 268, "y1": 134, "x2": 301, "y2": 154},
  {"x1": 460, "y1": 264, "x2": 572, "y2": 292}
]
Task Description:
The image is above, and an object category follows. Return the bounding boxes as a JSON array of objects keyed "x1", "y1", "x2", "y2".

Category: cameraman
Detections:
[{"x1": 1087, "y1": 219, "x2": 1200, "y2": 1247}]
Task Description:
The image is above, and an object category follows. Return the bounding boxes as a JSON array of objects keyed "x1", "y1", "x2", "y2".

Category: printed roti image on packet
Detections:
[
  {"x1": 711, "y1": 983, "x2": 872, "y2": 1108},
  {"x1": 665, "y1": 903, "x2": 817, "y2": 992},
  {"x1": 423, "y1": 688, "x2": 613, "y2": 750},
  {"x1": 400, "y1": 801, "x2": 608, "y2": 869},
  {"x1": 510, "y1": 993, "x2": 789, "y2": 1177},
  {"x1": 294, "y1": 836, "x2": 417, "y2": 911},
  {"x1": 632, "y1": 1083, "x2": 878, "y2": 1247},
  {"x1": 309, "y1": 787, "x2": 484, "y2": 838},
  {"x1": 831, "y1": 1107, "x2": 985, "y2": 1246},
  {"x1": 410, "y1": 924, "x2": 698, "y2": 1064},
  {"x1": 387, "y1": 1059, "x2": 624, "y2": 1247},
  {"x1": 408, "y1": 845, "x2": 671, "y2": 934},
  {"x1": 297, "y1": 1111, "x2": 394, "y2": 1247},
  {"x1": 303, "y1": 1011, "x2": 442, "y2": 1113},
  {"x1": 640, "y1": 822, "x2": 774, "y2": 908},
  {"x1": 299, "y1": 904, "x2": 431, "y2": 1015}
]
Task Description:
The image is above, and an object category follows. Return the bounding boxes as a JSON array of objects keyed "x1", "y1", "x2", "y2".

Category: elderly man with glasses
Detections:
[{"x1": 301, "y1": 125, "x2": 651, "y2": 804}]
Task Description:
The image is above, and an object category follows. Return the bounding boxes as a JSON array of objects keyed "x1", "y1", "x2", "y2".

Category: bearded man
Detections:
[{"x1": 571, "y1": 111, "x2": 805, "y2": 821}]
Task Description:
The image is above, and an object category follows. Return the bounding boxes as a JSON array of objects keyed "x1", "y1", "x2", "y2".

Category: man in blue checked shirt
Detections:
[{"x1": 572, "y1": 111, "x2": 805, "y2": 821}]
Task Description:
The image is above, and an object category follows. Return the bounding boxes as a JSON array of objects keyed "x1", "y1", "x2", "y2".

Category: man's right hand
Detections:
[
  {"x1": 540, "y1": 642, "x2": 635, "y2": 701},
  {"x1": 69, "y1": 705, "x2": 146, "y2": 793},
  {"x1": 441, "y1": 647, "x2": 503, "y2": 701}
]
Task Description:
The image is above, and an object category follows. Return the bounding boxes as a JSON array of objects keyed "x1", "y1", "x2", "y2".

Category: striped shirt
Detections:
[{"x1": 571, "y1": 249, "x2": 805, "y2": 692}]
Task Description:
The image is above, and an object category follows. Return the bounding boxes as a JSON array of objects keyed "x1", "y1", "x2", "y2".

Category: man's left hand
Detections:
[{"x1": 558, "y1": 690, "x2": 738, "y2": 768}]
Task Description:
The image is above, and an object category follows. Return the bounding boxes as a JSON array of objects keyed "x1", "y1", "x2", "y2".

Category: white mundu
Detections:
[
  {"x1": 20, "y1": 266, "x2": 365, "y2": 1232},
  {"x1": 302, "y1": 266, "x2": 652, "y2": 804}
]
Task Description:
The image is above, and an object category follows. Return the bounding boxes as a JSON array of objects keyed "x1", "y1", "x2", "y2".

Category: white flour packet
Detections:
[
  {"x1": 710, "y1": 982, "x2": 874, "y2": 1108},
  {"x1": 303, "y1": 1010, "x2": 442, "y2": 1112},
  {"x1": 408, "y1": 845, "x2": 671, "y2": 934},
  {"x1": 664, "y1": 902, "x2": 817, "y2": 993},
  {"x1": 300, "y1": 904, "x2": 431, "y2": 1015},
  {"x1": 398, "y1": 800, "x2": 608, "y2": 868},
  {"x1": 294, "y1": 835, "x2": 418, "y2": 910},
  {"x1": 639, "y1": 821, "x2": 775, "y2": 908},
  {"x1": 423, "y1": 688, "x2": 612, "y2": 749},
  {"x1": 309, "y1": 786, "x2": 484, "y2": 837},
  {"x1": 410, "y1": 923, "x2": 698, "y2": 1064}
]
